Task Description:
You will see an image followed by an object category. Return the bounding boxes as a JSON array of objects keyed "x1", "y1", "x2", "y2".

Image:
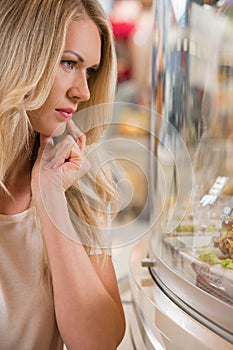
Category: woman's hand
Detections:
[{"x1": 31, "y1": 120, "x2": 90, "y2": 204}]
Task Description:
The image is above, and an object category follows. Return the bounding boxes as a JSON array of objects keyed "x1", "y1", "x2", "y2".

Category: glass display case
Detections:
[{"x1": 129, "y1": 1, "x2": 233, "y2": 349}]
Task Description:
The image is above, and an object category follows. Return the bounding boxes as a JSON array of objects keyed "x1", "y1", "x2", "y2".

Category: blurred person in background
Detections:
[
  {"x1": 110, "y1": 0, "x2": 141, "y2": 83},
  {"x1": 110, "y1": 0, "x2": 154, "y2": 106},
  {"x1": 129, "y1": 0, "x2": 154, "y2": 106}
]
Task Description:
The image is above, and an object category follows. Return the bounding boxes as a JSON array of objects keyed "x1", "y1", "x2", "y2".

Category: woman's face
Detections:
[{"x1": 29, "y1": 18, "x2": 101, "y2": 137}]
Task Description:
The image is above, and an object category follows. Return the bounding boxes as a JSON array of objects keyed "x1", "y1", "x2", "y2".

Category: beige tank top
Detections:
[{"x1": 0, "y1": 207, "x2": 63, "y2": 350}]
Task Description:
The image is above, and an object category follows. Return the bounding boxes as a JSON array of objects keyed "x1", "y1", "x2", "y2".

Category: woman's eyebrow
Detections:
[
  {"x1": 64, "y1": 50, "x2": 84, "y2": 62},
  {"x1": 63, "y1": 50, "x2": 100, "y2": 69}
]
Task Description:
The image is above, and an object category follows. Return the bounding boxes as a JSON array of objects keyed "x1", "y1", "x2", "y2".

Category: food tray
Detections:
[{"x1": 180, "y1": 248, "x2": 233, "y2": 303}]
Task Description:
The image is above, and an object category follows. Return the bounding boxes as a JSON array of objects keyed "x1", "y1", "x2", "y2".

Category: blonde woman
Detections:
[{"x1": 0, "y1": 0, "x2": 125, "y2": 349}]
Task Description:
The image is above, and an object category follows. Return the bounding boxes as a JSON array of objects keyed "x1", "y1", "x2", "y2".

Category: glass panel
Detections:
[{"x1": 150, "y1": 0, "x2": 233, "y2": 336}]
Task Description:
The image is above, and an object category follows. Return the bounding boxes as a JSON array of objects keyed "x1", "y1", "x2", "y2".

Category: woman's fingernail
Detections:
[
  {"x1": 42, "y1": 153, "x2": 51, "y2": 160},
  {"x1": 43, "y1": 161, "x2": 51, "y2": 169}
]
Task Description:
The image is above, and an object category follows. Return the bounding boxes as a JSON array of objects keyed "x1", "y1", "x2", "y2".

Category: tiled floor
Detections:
[
  {"x1": 112, "y1": 220, "x2": 149, "y2": 349},
  {"x1": 112, "y1": 242, "x2": 135, "y2": 350}
]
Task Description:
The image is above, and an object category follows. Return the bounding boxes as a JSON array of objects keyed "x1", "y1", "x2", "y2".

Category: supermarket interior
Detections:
[{"x1": 99, "y1": 1, "x2": 233, "y2": 349}]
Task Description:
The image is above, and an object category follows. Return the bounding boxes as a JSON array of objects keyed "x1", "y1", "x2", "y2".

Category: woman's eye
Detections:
[
  {"x1": 61, "y1": 60, "x2": 76, "y2": 70},
  {"x1": 86, "y1": 67, "x2": 96, "y2": 79}
]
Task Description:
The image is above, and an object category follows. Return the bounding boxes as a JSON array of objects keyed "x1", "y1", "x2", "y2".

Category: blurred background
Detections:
[
  {"x1": 97, "y1": 1, "x2": 233, "y2": 349},
  {"x1": 98, "y1": 1, "x2": 154, "y2": 349},
  {"x1": 100, "y1": 0, "x2": 154, "y2": 224}
]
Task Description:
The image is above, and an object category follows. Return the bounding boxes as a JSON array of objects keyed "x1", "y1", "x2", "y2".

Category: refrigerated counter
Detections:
[{"x1": 129, "y1": 1, "x2": 233, "y2": 349}]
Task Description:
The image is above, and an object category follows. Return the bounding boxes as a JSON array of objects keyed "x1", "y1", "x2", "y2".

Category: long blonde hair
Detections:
[{"x1": 0, "y1": 0, "x2": 118, "y2": 283}]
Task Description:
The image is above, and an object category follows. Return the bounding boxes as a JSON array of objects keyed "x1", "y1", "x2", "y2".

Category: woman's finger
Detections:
[
  {"x1": 32, "y1": 133, "x2": 89, "y2": 193},
  {"x1": 42, "y1": 135, "x2": 82, "y2": 169},
  {"x1": 67, "y1": 119, "x2": 86, "y2": 152}
]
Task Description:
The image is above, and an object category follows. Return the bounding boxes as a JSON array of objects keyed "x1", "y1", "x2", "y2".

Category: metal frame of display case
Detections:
[{"x1": 129, "y1": 236, "x2": 233, "y2": 349}]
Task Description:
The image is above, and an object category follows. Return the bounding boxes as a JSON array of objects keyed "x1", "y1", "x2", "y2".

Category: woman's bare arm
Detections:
[
  {"x1": 31, "y1": 130, "x2": 125, "y2": 349},
  {"x1": 37, "y1": 200, "x2": 125, "y2": 350}
]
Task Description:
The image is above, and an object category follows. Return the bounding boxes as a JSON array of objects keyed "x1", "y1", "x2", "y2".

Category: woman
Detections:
[{"x1": 0, "y1": 0, "x2": 125, "y2": 349}]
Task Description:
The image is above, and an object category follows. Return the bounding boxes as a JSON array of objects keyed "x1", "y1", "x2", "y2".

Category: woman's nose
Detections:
[{"x1": 68, "y1": 71, "x2": 90, "y2": 102}]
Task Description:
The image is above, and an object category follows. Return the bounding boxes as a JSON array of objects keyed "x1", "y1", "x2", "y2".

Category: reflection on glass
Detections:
[{"x1": 151, "y1": 0, "x2": 233, "y2": 317}]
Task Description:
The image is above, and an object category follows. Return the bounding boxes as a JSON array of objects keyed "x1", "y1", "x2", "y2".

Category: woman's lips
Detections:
[{"x1": 56, "y1": 109, "x2": 74, "y2": 120}]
